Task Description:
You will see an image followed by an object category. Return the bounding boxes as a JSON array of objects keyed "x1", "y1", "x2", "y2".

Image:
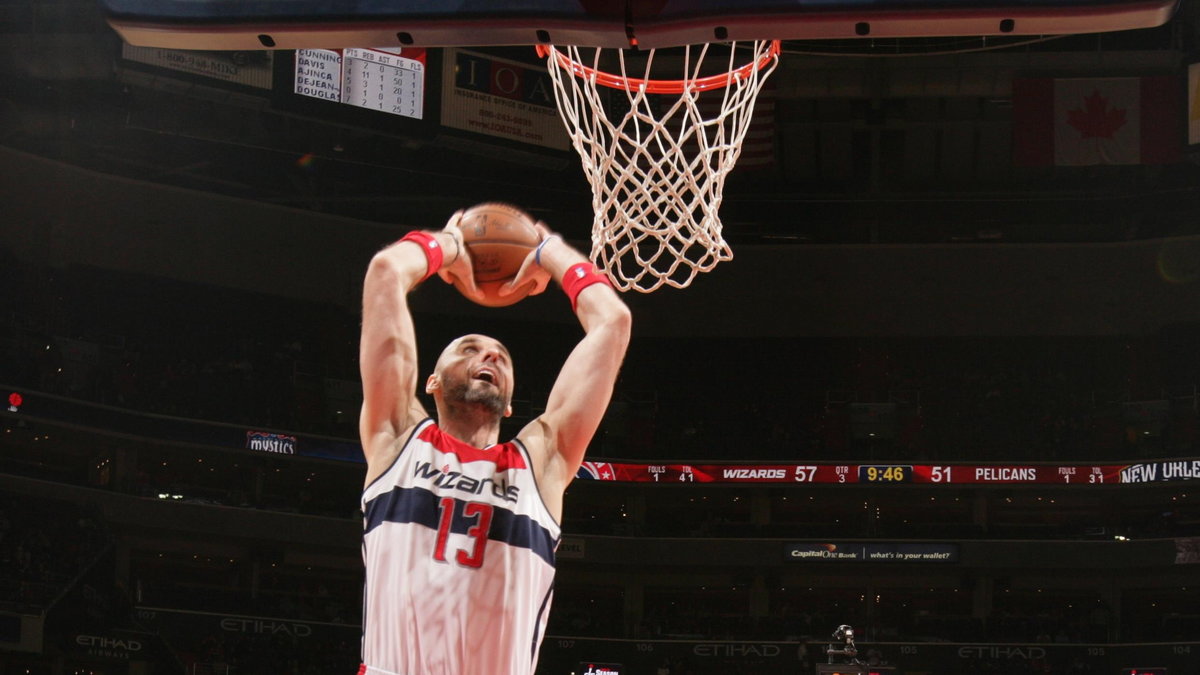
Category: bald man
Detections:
[{"x1": 356, "y1": 211, "x2": 631, "y2": 675}]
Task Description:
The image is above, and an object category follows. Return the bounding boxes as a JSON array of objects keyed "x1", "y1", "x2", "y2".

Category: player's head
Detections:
[{"x1": 426, "y1": 334, "x2": 514, "y2": 419}]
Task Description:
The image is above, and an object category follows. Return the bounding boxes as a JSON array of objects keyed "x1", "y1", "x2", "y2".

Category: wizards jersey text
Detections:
[{"x1": 360, "y1": 419, "x2": 561, "y2": 675}]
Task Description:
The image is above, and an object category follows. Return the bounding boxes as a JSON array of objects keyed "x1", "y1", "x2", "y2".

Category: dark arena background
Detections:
[{"x1": 4, "y1": 0, "x2": 1200, "y2": 673}]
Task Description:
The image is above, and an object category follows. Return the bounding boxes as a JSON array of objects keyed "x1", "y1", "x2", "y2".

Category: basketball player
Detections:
[{"x1": 357, "y1": 210, "x2": 631, "y2": 675}]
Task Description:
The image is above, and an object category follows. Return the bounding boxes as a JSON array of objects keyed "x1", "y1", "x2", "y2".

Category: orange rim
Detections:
[{"x1": 536, "y1": 40, "x2": 780, "y2": 94}]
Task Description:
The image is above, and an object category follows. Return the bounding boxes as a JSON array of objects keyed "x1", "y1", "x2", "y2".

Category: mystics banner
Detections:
[{"x1": 1013, "y1": 76, "x2": 1181, "y2": 165}]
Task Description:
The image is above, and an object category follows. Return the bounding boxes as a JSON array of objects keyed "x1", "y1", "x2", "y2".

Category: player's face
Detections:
[{"x1": 433, "y1": 335, "x2": 514, "y2": 416}]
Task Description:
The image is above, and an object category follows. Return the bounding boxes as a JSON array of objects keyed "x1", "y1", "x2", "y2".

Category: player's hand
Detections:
[
  {"x1": 437, "y1": 211, "x2": 485, "y2": 302},
  {"x1": 499, "y1": 222, "x2": 554, "y2": 298}
]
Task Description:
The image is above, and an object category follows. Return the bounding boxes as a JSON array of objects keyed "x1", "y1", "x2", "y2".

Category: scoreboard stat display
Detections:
[
  {"x1": 576, "y1": 460, "x2": 1200, "y2": 485},
  {"x1": 294, "y1": 47, "x2": 425, "y2": 119}
]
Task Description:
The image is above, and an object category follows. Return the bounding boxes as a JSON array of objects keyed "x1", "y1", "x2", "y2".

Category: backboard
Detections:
[
  {"x1": 101, "y1": 0, "x2": 1180, "y2": 51},
  {"x1": 96, "y1": 0, "x2": 1183, "y2": 292}
]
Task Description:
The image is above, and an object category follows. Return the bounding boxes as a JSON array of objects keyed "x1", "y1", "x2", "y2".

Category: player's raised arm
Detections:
[
  {"x1": 358, "y1": 219, "x2": 475, "y2": 469},
  {"x1": 515, "y1": 231, "x2": 631, "y2": 494}
]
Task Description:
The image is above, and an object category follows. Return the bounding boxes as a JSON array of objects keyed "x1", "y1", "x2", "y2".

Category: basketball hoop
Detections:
[{"x1": 538, "y1": 40, "x2": 780, "y2": 292}]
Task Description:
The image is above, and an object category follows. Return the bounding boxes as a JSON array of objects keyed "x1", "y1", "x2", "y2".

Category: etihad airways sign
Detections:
[{"x1": 74, "y1": 634, "x2": 143, "y2": 660}]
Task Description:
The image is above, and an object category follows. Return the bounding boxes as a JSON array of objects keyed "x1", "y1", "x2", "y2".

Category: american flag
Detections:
[{"x1": 697, "y1": 79, "x2": 777, "y2": 171}]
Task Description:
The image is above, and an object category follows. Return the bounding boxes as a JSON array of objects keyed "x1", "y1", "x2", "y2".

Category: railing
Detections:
[{"x1": 535, "y1": 635, "x2": 1200, "y2": 675}]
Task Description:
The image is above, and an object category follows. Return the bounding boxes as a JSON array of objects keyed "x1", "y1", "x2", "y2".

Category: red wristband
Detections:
[
  {"x1": 399, "y1": 231, "x2": 444, "y2": 282},
  {"x1": 561, "y1": 262, "x2": 614, "y2": 310}
]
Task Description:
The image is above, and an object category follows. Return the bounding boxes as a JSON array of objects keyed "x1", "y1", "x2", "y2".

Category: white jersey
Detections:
[{"x1": 360, "y1": 419, "x2": 561, "y2": 675}]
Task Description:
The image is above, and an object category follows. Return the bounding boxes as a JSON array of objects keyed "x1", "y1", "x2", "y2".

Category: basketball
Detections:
[{"x1": 451, "y1": 202, "x2": 541, "y2": 307}]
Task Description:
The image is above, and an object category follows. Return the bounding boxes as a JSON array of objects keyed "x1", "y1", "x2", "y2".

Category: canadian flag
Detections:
[{"x1": 1012, "y1": 76, "x2": 1181, "y2": 166}]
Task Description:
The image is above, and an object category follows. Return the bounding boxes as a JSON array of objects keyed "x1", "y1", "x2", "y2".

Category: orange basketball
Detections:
[{"x1": 451, "y1": 202, "x2": 541, "y2": 307}]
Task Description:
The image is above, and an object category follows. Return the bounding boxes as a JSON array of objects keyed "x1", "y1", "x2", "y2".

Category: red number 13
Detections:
[{"x1": 433, "y1": 497, "x2": 493, "y2": 568}]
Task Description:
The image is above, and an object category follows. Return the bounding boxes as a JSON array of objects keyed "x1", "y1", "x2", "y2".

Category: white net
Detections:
[{"x1": 541, "y1": 41, "x2": 780, "y2": 292}]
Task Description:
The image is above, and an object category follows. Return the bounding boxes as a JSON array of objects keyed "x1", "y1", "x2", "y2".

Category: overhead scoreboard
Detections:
[{"x1": 576, "y1": 460, "x2": 1200, "y2": 485}]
